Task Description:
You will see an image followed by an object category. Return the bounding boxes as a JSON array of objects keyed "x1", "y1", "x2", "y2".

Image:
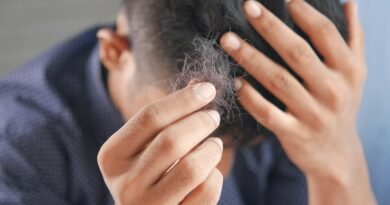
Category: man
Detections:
[{"x1": 0, "y1": 0, "x2": 376, "y2": 204}]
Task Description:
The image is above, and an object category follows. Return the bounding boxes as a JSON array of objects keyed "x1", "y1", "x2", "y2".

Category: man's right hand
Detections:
[{"x1": 97, "y1": 82, "x2": 224, "y2": 205}]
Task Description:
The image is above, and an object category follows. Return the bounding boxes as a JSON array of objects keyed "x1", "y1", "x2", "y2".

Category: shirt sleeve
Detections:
[{"x1": 0, "y1": 122, "x2": 72, "y2": 205}]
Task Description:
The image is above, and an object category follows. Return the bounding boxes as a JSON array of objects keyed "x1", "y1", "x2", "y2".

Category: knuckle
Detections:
[
  {"x1": 269, "y1": 69, "x2": 292, "y2": 92},
  {"x1": 174, "y1": 89, "x2": 194, "y2": 108},
  {"x1": 140, "y1": 104, "x2": 164, "y2": 128},
  {"x1": 329, "y1": 89, "x2": 344, "y2": 110},
  {"x1": 260, "y1": 13, "x2": 279, "y2": 35},
  {"x1": 287, "y1": 42, "x2": 313, "y2": 65},
  {"x1": 157, "y1": 131, "x2": 182, "y2": 157},
  {"x1": 308, "y1": 106, "x2": 328, "y2": 132},
  {"x1": 180, "y1": 157, "x2": 205, "y2": 185},
  {"x1": 323, "y1": 78, "x2": 346, "y2": 110},
  {"x1": 326, "y1": 82, "x2": 342, "y2": 109},
  {"x1": 256, "y1": 106, "x2": 274, "y2": 127},
  {"x1": 316, "y1": 19, "x2": 337, "y2": 36}
]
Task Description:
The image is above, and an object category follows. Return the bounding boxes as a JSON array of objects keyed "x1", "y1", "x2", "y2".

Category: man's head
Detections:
[{"x1": 98, "y1": 0, "x2": 347, "y2": 146}]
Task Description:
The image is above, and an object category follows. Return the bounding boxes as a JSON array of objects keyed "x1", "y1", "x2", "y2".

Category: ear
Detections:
[{"x1": 97, "y1": 28, "x2": 130, "y2": 71}]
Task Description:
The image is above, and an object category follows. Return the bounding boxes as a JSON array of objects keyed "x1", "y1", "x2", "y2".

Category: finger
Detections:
[
  {"x1": 235, "y1": 79, "x2": 299, "y2": 137},
  {"x1": 220, "y1": 33, "x2": 319, "y2": 120},
  {"x1": 100, "y1": 82, "x2": 216, "y2": 159},
  {"x1": 344, "y1": 0, "x2": 365, "y2": 59},
  {"x1": 287, "y1": 0, "x2": 353, "y2": 69},
  {"x1": 153, "y1": 137, "x2": 223, "y2": 204},
  {"x1": 187, "y1": 79, "x2": 201, "y2": 86},
  {"x1": 240, "y1": 1, "x2": 333, "y2": 97},
  {"x1": 181, "y1": 169, "x2": 223, "y2": 205},
  {"x1": 139, "y1": 109, "x2": 220, "y2": 184}
]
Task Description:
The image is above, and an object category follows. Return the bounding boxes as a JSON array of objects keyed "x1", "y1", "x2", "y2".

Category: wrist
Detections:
[{"x1": 306, "y1": 171, "x2": 376, "y2": 205}]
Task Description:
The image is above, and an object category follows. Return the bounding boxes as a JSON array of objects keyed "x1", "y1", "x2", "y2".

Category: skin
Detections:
[{"x1": 97, "y1": 0, "x2": 376, "y2": 204}]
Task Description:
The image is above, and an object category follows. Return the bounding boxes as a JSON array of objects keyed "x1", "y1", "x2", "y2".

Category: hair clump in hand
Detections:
[{"x1": 170, "y1": 37, "x2": 240, "y2": 124}]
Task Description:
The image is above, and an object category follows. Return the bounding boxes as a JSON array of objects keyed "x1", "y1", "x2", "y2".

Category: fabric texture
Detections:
[{"x1": 0, "y1": 26, "x2": 307, "y2": 205}]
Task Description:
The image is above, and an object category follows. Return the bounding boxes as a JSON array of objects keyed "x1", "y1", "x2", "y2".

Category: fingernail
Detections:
[
  {"x1": 223, "y1": 33, "x2": 241, "y2": 50},
  {"x1": 206, "y1": 110, "x2": 221, "y2": 126},
  {"x1": 244, "y1": 1, "x2": 262, "y2": 18},
  {"x1": 234, "y1": 79, "x2": 243, "y2": 90},
  {"x1": 193, "y1": 83, "x2": 216, "y2": 100},
  {"x1": 209, "y1": 137, "x2": 224, "y2": 150}
]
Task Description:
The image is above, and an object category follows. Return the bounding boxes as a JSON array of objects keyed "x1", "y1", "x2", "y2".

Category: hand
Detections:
[
  {"x1": 220, "y1": 0, "x2": 375, "y2": 204},
  {"x1": 98, "y1": 82, "x2": 224, "y2": 205}
]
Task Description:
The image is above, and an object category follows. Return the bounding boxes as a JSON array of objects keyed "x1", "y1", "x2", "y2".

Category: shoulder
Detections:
[
  {"x1": 0, "y1": 66, "x2": 77, "y2": 142},
  {"x1": 0, "y1": 68, "x2": 84, "y2": 203},
  {"x1": 0, "y1": 25, "x2": 113, "y2": 204},
  {"x1": 0, "y1": 26, "x2": 106, "y2": 155},
  {"x1": 0, "y1": 25, "x2": 107, "y2": 137},
  {"x1": 0, "y1": 85, "x2": 76, "y2": 165},
  {"x1": 0, "y1": 91, "x2": 74, "y2": 200}
]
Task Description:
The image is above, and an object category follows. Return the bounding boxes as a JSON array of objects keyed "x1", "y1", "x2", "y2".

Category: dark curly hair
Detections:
[{"x1": 122, "y1": 0, "x2": 348, "y2": 146}]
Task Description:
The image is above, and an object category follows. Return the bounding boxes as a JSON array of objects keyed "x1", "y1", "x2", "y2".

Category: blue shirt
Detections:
[{"x1": 0, "y1": 26, "x2": 307, "y2": 204}]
